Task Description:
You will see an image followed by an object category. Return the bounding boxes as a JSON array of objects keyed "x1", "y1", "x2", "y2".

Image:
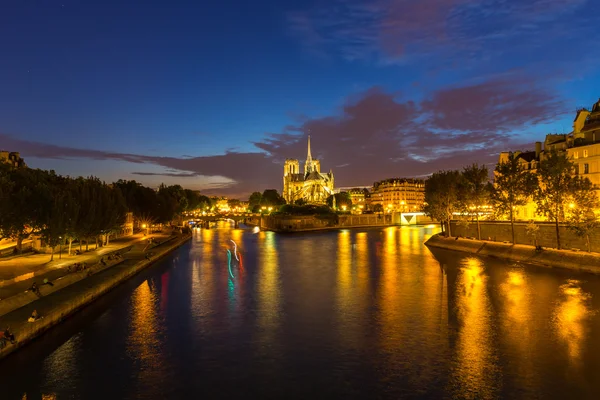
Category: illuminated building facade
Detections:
[
  {"x1": 370, "y1": 178, "x2": 425, "y2": 213},
  {"x1": 283, "y1": 136, "x2": 334, "y2": 204},
  {"x1": 497, "y1": 97, "x2": 600, "y2": 220},
  {"x1": 0, "y1": 151, "x2": 26, "y2": 168}
]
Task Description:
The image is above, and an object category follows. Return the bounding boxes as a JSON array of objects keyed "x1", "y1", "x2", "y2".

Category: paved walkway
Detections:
[{"x1": 0, "y1": 234, "x2": 162, "y2": 300}]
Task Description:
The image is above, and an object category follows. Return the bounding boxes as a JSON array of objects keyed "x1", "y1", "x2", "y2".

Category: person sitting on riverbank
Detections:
[
  {"x1": 3, "y1": 327, "x2": 16, "y2": 344},
  {"x1": 28, "y1": 282, "x2": 42, "y2": 297},
  {"x1": 100, "y1": 257, "x2": 107, "y2": 266},
  {"x1": 28, "y1": 309, "x2": 41, "y2": 323},
  {"x1": 42, "y1": 278, "x2": 54, "y2": 287}
]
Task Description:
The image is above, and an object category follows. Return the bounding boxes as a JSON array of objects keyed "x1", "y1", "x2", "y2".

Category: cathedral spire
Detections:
[{"x1": 305, "y1": 134, "x2": 314, "y2": 173}]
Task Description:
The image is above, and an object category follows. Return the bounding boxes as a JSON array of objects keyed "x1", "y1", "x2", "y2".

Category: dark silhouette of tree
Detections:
[
  {"x1": 534, "y1": 150, "x2": 577, "y2": 249},
  {"x1": 423, "y1": 170, "x2": 462, "y2": 236},
  {"x1": 248, "y1": 192, "x2": 262, "y2": 209},
  {"x1": 566, "y1": 176, "x2": 598, "y2": 252},
  {"x1": 459, "y1": 164, "x2": 490, "y2": 240},
  {"x1": 260, "y1": 189, "x2": 286, "y2": 207},
  {"x1": 326, "y1": 192, "x2": 352, "y2": 209},
  {"x1": 0, "y1": 165, "x2": 52, "y2": 252},
  {"x1": 491, "y1": 153, "x2": 537, "y2": 244}
]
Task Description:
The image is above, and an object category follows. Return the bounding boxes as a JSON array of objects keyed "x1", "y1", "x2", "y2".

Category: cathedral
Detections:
[{"x1": 283, "y1": 136, "x2": 334, "y2": 205}]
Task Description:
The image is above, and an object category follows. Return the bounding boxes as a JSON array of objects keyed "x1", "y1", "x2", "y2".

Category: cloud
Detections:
[
  {"x1": 2, "y1": 76, "x2": 566, "y2": 198},
  {"x1": 289, "y1": 0, "x2": 593, "y2": 72},
  {"x1": 131, "y1": 171, "x2": 199, "y2": 178}
]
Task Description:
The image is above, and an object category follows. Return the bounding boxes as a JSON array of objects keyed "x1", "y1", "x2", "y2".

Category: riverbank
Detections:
[
  {"x1": 0, "y1": 232, "x2": 191, "y2": 360},
  {"x1": 245, "y1": 214, "x2": 397, "y2": 232},
  {"x1": 425, "y1": 234, "x2": 600, "y2": 273}
]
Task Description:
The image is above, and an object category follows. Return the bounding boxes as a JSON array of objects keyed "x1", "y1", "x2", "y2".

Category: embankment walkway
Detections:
[
  {"x1": 425, "y1": 234, "x2": 600, "y2": 274},
  {"x1": 0, "y1": 232, "x2": 191, "y2": 360}
]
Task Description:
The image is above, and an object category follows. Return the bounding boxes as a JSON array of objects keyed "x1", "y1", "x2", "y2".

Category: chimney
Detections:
[{"x1": 535, "y1": 142, "x2": 542, "y2": 159}]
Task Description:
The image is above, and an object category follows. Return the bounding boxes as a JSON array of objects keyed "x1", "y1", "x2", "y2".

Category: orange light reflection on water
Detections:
[{"x1": 452, "y1": 257, "x2": 498, "y2": 399}]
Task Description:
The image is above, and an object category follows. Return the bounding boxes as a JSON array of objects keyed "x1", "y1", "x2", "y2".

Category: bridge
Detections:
[
  {"x1": 185, "y1": 214, "x2": 259, "y2": 228},
  {"x1": 391, "y1": 212, "x2": 434, "y2": 226}
]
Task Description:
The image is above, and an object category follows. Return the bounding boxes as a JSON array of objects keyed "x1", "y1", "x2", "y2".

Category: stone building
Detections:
[
  {"x1": 0, "y1": 151, "x2": 26, "y2": 168},
  {"x1": 369, "y1": 178, "x2": 425, "y2": 213},
  {"x1": 283, "y1": 136, "x2": 334, "y2": 205},
  {"x1": 497, "y1": 97, "x2": 600, "y2": 220}
]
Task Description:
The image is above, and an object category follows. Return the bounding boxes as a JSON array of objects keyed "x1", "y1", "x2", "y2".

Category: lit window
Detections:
[
  {"x1": 574, "y1": 152, "x2": 579, "y2": 159},
  {"x1": 584, "y1": 163, "x2": 589, "y2": 174},
  {"x1": 583, "y1": 149, "x2": 589, "y2": 158}
]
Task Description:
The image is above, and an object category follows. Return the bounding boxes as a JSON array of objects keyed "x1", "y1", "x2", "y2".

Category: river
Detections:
[{"x1": 1, "y1": 223, "x2": 600, "y2": 399}]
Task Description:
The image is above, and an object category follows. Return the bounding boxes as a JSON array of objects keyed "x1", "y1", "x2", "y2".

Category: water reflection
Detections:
[
  {"x1": 452, "y1": 257, "x2": 498, "y2": 399},
  {"x1": 256, "y1": 231, "x2": 281, "y2": 354},
  {"x1": 554, "y1": 280, "x2": 594, "y2": 368},
  {"x1": 127, "y1": 279, "x2": 164, "y2": 387}
]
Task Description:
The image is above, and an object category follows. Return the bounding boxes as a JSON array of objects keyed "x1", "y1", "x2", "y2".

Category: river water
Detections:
[{"x1": 2, "y1": 223, "x2": 600, "y2": 399}]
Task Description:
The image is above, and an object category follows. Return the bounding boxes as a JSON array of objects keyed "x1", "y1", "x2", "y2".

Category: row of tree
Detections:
[
  {"x1": 424, "y1": 150, "x2": 598, "y2": 250},
  {"x1": 0, "y1": 164, "x2": 214, "y2": 259}
]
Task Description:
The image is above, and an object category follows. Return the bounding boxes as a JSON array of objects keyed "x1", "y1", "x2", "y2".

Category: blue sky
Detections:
[{"x1": 1, "y1": 0, "x2": 599, "y2": 198}]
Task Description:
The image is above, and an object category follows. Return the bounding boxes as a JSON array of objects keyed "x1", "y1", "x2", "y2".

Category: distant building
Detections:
[
  {"x1": 0, "y1": 151, "x2": 26, "y2": 168},
  {"x1": 370, "y1": 178, "x2": 425, "y2": 213},
  {"x1": 283, "y1": 136, "x2": 334, "y2": 204},
  {"x1": 497, "y1": 97, "x2": 600, "y2": 220}
]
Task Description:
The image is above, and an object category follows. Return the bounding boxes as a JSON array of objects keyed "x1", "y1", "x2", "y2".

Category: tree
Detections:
[
  {"x1": 260, "y1": 189, "x2": 286, "y2": 207},
  {"x1": 248, "y1": 192, "x2": 262, "y2": 209},
  {"x1": 534, "y1": 150, "x2": 576, "y2": 249},
  {"x1": 326, "y1": 192, "x2": 352, "y2": 210},
  {"x1": 294, "y1": 199, "x2": 308, "y2": 206},
  {"x1": 491, "y1": 153, "x2": 537, "y2": 245},
  {"x1": 459, "y1": 164, "x2": 490, "y2": 240},
  {"x1": 423, "y1": 170, "x2": 462, "y2": 236},
  {"x1": 0, "y1": 165, "x2": 52, "y2": 252},
  {"x1": 372, "y1": 204, "x2": 384, "y2": 213},
  {"x1": 566, "y1": 176, "x2": 598, "y2": 252},
  {"x1": 41, "y1": 174, "x2": 80, "y2": 261}
]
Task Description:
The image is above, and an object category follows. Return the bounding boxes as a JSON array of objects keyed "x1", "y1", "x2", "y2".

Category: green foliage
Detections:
[
  {"x1": 260, "y1": 189, "x2": 286, "y2": 206},
  {"x1": 248, "y1": 191, "x2": 262, "y2": 208},
  {"x1": 491, "y1": 153, "x2": 537, "y2": 244},
  {"x1": 423, "y1": 170, "x2": 462, "y2": 236},
  {"x1": 534, "y1": 150, "x2": 579, "y2": 249},
  {"x1": 326, "y1": 192, "x2": 352, "y2": 209},
  {"x1": 0, "y1": 164, "x2": 52, "y2": 251},
  {"x1": 566, "y1": 176, "x2": 599, "y2": 252},
  {"x1": 372, "y1": 204, "x2": 384, "y2": 213},
  {"x1": 459, "y1": 163, "x2": 490, "y2": 239},
  {"x1": 294, "y1": 198, "x2": 308, "y2": 206}
]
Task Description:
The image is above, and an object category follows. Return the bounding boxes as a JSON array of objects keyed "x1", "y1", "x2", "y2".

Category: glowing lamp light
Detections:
[
  {"x1": 142, "y1": 224, "x2": 147, "y2": 229},
  {"x1": 342, "y1": 205, "x2": 347, "y2": 211},
  {"x1": 569, "y1": 203, "x2": 575, "y2": 209}
]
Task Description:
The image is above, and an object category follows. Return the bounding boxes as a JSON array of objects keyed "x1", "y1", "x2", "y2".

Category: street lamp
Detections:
[{"x1": 59, "y1": 236, "x2": 63, "y2": 259}]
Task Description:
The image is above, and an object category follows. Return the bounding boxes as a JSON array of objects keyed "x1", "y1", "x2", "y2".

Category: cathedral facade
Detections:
[{"x1": 283, "y1": 136, "x2": 334, "y2": 205}]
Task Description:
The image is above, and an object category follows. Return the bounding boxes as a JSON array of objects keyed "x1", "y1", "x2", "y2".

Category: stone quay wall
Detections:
[
  {"x1": 0, "y1": 233, "x2": 191, "y2": 360},
  {"x1": 425, "y1": 235, "x2": 600, "y2": 274},
  {"x1": 450, "y1": 220, "x2": 600, "y2": 252},
  {"x1": 245, "y1": 214, "x2": 393, "y2": 232}
]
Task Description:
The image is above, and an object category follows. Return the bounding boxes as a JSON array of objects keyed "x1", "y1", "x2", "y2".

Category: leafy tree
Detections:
[
  {"x1": 0, "y1": 165, "x2": 52, "y2": 252},
  {"x1": 248, "y1": 191, "x2": 262, "y2": 209},
  {"x1": 566, "y1": 176, "x2": 599, "y2": 252},
  {"x1": 372, "y1": 204, "x2": 384, "y2": 213},
  {"x1": 526, "y1": 221, "x2": 540, "y2": 248},
  {"x1": 294, "y1": 198, "x2": 307, "y2": 206},
  {"x1": 260, "y1": 189, "x2": 286, "y2": 207},
  {"x1": 42, "y1": 174, "x2": 80, "y2": 261},
  {"x1": 459, "y1": 164, "x2": 490, "y2": 240},
  {"x1": 491, "y1": 153, "x2": 537, "y2": 245},
  {"x1": 326, "y1": 192, "x2": 352, "y2": 209},
  {"x1": 423, "y1": 170, "x2": 462, "y2": 236},
  {"x1": 534, "y1": 150, "x2": 577, "y2": 249}
]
